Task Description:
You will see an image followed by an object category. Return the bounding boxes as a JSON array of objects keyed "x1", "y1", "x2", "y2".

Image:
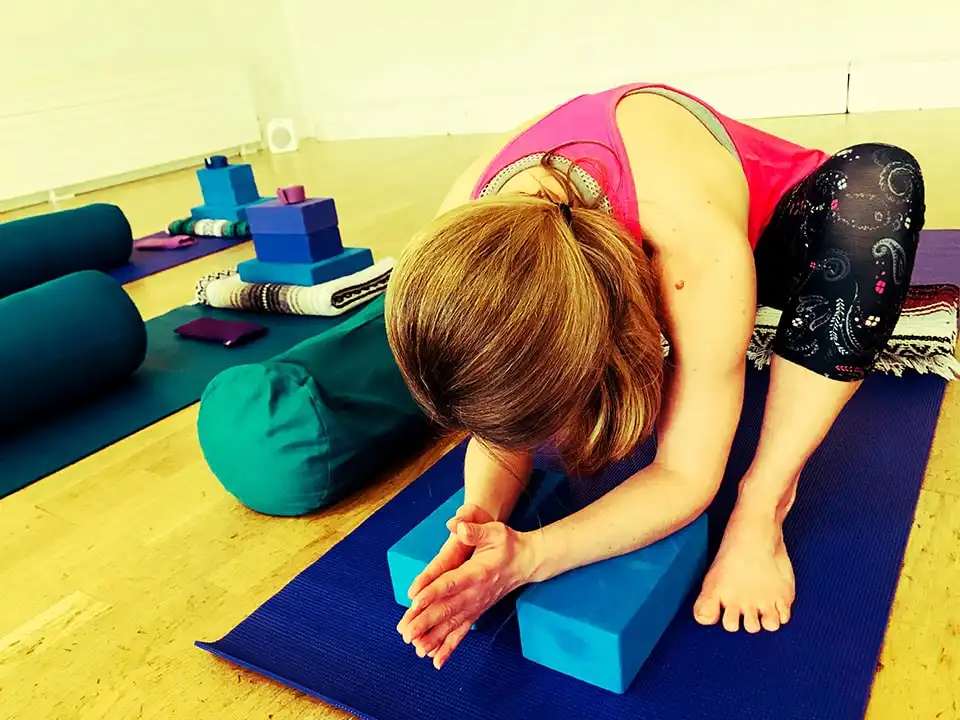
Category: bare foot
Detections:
[{"x1": 693, "y1": 510, "x2": 796, "y2": 633}]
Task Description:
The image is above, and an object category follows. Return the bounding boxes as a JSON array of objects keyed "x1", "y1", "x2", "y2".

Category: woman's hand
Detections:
[
  {"x1": 405, "y1": 504, "x2": 495, "y2": 601},
  {"x1": 396, "y1": 518, "x2": 540, "y2": 669}
]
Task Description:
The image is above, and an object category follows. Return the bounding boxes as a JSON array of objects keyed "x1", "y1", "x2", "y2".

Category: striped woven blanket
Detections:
[
  {"x1": 195, "y1": 258, "x2": 394, "y2": 317},
  {"x1": 746, "y1": 284, "x2": 960, "y2": 380}
]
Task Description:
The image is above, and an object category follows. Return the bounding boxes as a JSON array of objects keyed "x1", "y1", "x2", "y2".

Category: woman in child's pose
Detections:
[{"x1": 385, "y1": 82, "x2": 925, "y2": 669}]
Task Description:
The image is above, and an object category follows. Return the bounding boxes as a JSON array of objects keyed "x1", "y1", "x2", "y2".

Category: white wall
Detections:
[
  {"x1": 287, "y1": 0, "x2": 960, "y2": 139},
  {"x1": 220, "y1": 0, "x2": 312, "y2": 138},
  {"x1": 2, "y1": 0, "x2": 958, "y2": 208},
  {"x1": 0, "y1": 0, "x2": 262, "y2": 208}
]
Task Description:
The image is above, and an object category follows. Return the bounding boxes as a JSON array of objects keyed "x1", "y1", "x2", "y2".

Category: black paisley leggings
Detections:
[{"x1": 753, "y1": 142, "x2": 926, "y2": 381}]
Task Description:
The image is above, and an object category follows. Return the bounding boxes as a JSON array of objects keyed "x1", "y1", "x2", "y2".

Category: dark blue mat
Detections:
[
  {"x1": 197, "y1": 368, "x2": 948, "y2": 720},
  {"x1": 108, "y1": 232, "x2": 249, "y2": 285},
  {"x1": 0, "y1": 303, "x2": 360, "y2": 499}
]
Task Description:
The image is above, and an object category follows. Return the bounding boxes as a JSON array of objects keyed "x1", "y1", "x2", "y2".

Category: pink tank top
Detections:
[{"x1": 470, "y1": 82, "x2": 830, "y2": 248}]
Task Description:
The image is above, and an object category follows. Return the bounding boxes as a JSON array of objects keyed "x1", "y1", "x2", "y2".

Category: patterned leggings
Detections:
[{"x1": 753, "y1": 142, "x2": 926, "y2": 381}]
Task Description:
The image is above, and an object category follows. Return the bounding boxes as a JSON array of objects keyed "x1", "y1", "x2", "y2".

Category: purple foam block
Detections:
[
  {"x1": 245, "y1": 197, "x2": 338, "y2": 235},
  {"x1": 252, "y1": 226, "x2": 344, "y2": 264},
  {"x1": 277, "y1": 185, "x2": 307, "y2": 204}
]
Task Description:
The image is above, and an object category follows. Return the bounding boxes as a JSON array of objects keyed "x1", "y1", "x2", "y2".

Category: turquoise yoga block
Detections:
[
  {"x1": 190, "y1": 198, "x2": 272, "y2": 222},
  {"x1": 516, "y1": 513, "x2": 709, "y2": 694},
  {"x1": 197, "y1": 163, "x2": 261, "y2": 205},
  {"x1": 201, "y1": 180, "x2": 261, "y2": 207},
  {"x1": 238, "y1": 247, "x2": 373, "y2": 287},
  {"x1": 387, "y1": 469, "x2": 568, "y2": 610}
]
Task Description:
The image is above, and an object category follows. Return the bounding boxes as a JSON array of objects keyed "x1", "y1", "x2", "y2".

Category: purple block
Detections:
[
  {"x1": 246, "y1": 197, "x2": 338, "y2": 235},
  {"x1": 252, "y1": 227, "x2": 344, "y2": 264}
]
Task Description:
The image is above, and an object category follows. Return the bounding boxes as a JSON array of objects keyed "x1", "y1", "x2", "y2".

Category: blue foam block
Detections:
[
  {"x1": 516, "y1": 514, "x2": 708, "y2": 694},
  {"x1": 197, "y1": 163, "x2": 258, "y2": 196},
  {"x1": 386, "y1": 468, "x2": 569, "y2": 610},
  {"x1": 202, "y1": 180, "x2": 261, "y2": 207},
  {"x1": 237, "y1": 247, "x2": 373, "y2": 287},
  {"x1": 245, "y1": 197, "x2": 338, "y2": 235},
  {"x1": 190, "y1": 198, "x2": 272, "y2": 222},
  {"x1": 252, "y1": 226, "x2": 344, "y2": 264}
]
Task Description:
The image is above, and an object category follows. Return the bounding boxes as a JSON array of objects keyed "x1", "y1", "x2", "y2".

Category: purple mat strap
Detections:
[{"x1": 109, "y1": 232, "x2": 248, "y2": 285}]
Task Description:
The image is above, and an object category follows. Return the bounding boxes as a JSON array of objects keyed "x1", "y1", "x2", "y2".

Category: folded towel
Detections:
[
  {"x1": 195, "y1": 258, "x2": 394, "y2": 317},
  {"x1": 746, "y1": 283, "x2": 960, "y2": 381}
]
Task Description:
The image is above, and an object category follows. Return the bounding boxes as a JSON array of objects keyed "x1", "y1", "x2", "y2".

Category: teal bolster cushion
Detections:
[
  {"x1": 197, "y1": 296, "x2": 434, "y2": 516},
  {"x1": 0, "y1": 204, "x2": 133, "y2": 299},
  {"x1": 0, "y1": 270, "x2": 147, "y2": 431}
]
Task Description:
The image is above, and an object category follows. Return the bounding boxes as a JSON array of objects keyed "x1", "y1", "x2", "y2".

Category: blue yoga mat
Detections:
[
  {"x1": 0, "y1": 303, "x2": 361, "y2": 499},
  {"x1": 108, "y1": 232, "x2": 249, "y2": 285},
  {"x1": 197, "y1": 366, "x2": 948, "y2": 720}
]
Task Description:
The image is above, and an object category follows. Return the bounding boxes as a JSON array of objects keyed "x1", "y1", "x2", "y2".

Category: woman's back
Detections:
[{"x1": 439, "y1": 83, "x2": 829, "y2": 252}]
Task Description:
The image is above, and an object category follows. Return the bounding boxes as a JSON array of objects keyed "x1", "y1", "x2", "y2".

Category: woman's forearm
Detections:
[
  {"x1": 523, "y1": 461, "x2": 716, "y2": 583},
  {"x1": 463, "y1": 436, "x2": 533, "y2": 522}
]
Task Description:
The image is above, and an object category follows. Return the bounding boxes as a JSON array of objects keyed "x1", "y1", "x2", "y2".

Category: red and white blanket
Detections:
[{"x1": 746, "y1": 284, "x2": 960, "y2": 381}]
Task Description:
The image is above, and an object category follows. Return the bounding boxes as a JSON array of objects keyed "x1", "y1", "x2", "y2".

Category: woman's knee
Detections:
[
  {"x1": 810, "y1": 142, "x2": 925, "y2": 244},
  {"x1": 829, "y1": 142, "x2": 925, "y2": 209}
]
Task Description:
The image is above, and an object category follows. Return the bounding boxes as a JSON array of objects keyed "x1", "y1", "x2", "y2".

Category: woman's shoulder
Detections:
[{"x1": 615, "y1": 93, "x2": 750, "y2": 253}]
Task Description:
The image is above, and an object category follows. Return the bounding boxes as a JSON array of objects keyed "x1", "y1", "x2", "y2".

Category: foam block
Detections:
[
  {"x1": 246, "y1": 197, "x2": 338, "y2": 235},
  {"x1": 516, "y1": 514, "x2": 708, "y2": 694},
  {"x1": 191, "y1": 198, "x2": 272, "y2": 222},
  {"x1": 237, "y1": 248, "x2": 374, "y2": 287},
  {"x1": 201, "y1": 181, "x2": 261, "y2": 207},
  {"x1": 252, "y1": 226, "x2": 344, "y2": 264},
  {"x1": 386, "y1": 469, "x2": 569, "y2": 609},
  {"x1": 197, "y1": 163, "x2": 260, "y2": 205}
]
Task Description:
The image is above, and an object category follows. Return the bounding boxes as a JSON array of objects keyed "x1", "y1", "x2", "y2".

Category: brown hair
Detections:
[{"x1": 385, "y1": 158, "x2": 663, "y2": 475}]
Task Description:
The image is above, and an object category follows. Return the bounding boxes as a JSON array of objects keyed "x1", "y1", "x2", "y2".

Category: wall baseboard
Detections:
[{"x1": 0, "y1": 146, "x2": 251, "y2": 215}]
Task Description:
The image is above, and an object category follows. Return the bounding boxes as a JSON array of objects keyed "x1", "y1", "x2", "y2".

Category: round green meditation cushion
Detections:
[
  {"x1": 0, "y1": 270, "x2": 147, "y2": 431},
  {"x1": 0, "y1": 203, "x2": 133, "y2": 299},
  {"x1": 197, "y1": 296, "x2": 433, "y2": 516}
]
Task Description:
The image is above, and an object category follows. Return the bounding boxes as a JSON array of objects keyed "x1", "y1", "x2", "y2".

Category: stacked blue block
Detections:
[
  {"x1": 238, "y1": 247, "x2": 373, "y2": 287},
  {"x1": 247, "y1": 198, "x2": 344, "y2": 264},
  {"x1": 240, "y1": 195, "x2": 374, "y2": 286},
  {"x1": 190, "y1": 159, "x2": 270, "y2": 221},
  {"x1": 252, "y1": 227, "x2": 344, "y2": 264},
  {"x1": 516, "y1": 513, "x2": 709, "y2": 694},
  {"x1": 386, "y1": 469, "x2": 569, "y2": 611},
  {"x1": 246, "y1": 196, "x2": 339, "y2": 235},
  {"x1": 198, "y1": 163, "x2": 261, "y2": 205}
]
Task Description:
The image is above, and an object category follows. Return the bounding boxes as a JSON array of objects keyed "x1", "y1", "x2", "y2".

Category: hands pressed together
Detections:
[{"x1": 396, "y1": 504, "x2": 540, "y2": 669}]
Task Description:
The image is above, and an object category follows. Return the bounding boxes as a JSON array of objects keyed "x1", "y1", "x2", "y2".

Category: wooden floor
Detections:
[{"x1": 1, "y1": 108, "x2": 958, "y2": 720}]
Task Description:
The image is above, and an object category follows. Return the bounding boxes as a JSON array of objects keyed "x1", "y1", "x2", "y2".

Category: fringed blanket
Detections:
[
  {"x1": 195, "y1": 258, "x2": 394, "y2": 317},
  {"x1": 746, "y1": 283, "x2": 960, "y2": 381}
]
